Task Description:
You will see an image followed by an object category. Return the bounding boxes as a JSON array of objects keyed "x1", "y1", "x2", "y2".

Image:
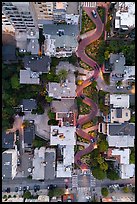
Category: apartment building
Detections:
[
  {"x1": 2, "y1": 2, "x2": 37, "y2": 33},
  {"x1": 2, "y1": 149, "x2": 18, "y2": 179}
]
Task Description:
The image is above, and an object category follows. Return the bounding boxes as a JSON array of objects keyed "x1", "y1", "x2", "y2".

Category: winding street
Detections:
[{"x1": 75, "y1": 5, "x2": 108, "y2": 170}]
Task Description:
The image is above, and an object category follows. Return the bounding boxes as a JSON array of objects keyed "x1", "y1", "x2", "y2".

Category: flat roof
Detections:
[
  {"x1": 20, "y1": 70, "x2": 40, "y2": 84},
  {"x1": 48, "y1": 82, "x2": 76, "y2": 99},
  {"x1": 51, "y1": 99, "x2": 77, "y2": 113},
  {"x1": 115, "y1": 2, "x2": 135, "y2": 28},
  {"x1": 50, "y1": 126, "x2": 76, "y2": 145},
  {"x1": 2, "y1": 152, "x2": 12, "y2": 178},
  {"x1": 120, "y1": 164, "x2": 135, "y2": 179},
  {"x1": 107, "y1": 135, "x2": 135, "y2": 148},
  {"x1": 32, "y1": 147, "x2": 45, "y2": 180},
  {"x1": 112, "y1": 148, "x2": 130, "y2": 164},
  {"x1": 45, "y1": 148, "x2": 56, "y2": 180},
  {"x1": 43, "y1": 24, "x2": 79, "y2": 48},
  {"x1": 110, "y1": 94, "x2": 129, "y2": 108},
  {"x1": 2, "y1": 131, "x2": 14, "y2": 149}
]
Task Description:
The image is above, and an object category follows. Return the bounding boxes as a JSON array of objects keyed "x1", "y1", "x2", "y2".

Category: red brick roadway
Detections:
[{"x1": 75, "y1": 3, "x2": 109, "y2": 170}]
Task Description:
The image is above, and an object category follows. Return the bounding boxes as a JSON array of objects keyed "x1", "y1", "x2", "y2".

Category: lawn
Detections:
[{"x1": 80, "y1": 10, "x2": 96, "y2": 34}]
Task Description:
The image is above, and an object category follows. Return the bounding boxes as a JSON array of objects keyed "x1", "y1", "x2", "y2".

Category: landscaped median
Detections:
[{"x1": 80, "y1": 10, "x2": 96, "y2": 34}]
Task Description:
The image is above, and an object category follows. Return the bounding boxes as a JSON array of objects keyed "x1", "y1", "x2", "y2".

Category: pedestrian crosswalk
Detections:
[
  {"x1": 90, "y1": 172, "x2": 96, "y2": 187},
  {"x1": 72, "y1": 174, "x2": 78, "y2": 188}
]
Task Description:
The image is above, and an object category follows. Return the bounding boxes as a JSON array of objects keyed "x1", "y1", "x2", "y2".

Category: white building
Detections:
[
  {"x1": 115, "y1": 2, "x2": 135, "y2": 29},
  {"x1": 123, "y1": 66, "x2": 135, "y2": 81},
  {"x1": 2, "y1": 149, "x2": 18, "y2": 179},
  {"x1": 110, "y1": 94, "x2": 129, "y2": 108},
  {"x1": 32, "y1": 147, "x2": 56, "y2": 180},
  {"x1": 111, "y1": 148, "x2": 135, "y2": 179},
  {"x1": 50, "y1": 126, "x2": 76, "y2": 177},
  {"x1": 110, "y1": 108, "x2": 131, "y2": 123}
]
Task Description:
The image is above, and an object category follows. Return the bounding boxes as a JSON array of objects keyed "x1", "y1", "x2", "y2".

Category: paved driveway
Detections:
[{"x1": 23, "y1": 109, "x2": 50, "y2": 140}]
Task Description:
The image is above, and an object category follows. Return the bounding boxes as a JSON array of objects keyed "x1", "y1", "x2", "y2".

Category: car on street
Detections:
[
  {"x1": 76, "y1": 124, "x2": 81, "y2": 128},
  {"x1": 91, "y1": 10, "x2": 97, "y2": 18},
  {"x1": 90, "y1": 138, "x2": 96, "y2": 143},
  {"x1": 27, "y1": 186, "x2": 30, "y2": 190},
  {"x1": 47, "y1": 184, "x2": 57, "y2": 190},
  {"x1": 80, "y1": 95, "x2": 85, "y2": 99},
  {"x1": 127, "y1": 86, "x2": 132, "y2": 90},
  {"x1": 6, "y1": 188, "x2": 10, "y2": 193},
  {"x1": 77, "y1": 160, "x2": 82, "y2": 165},
  {"x1": 15, "y1": 187, "x2": 18, "y2": 192},
  {"x1": 23, "y1": 186, "x2": 27, "y2": 192},
  {"x1": 89, "y1": 77, "x2": 95, "y2": 82},
  {"x1": 19, "y1": 187, "x2": 22, "y2": 191},
  {"x1": 34, "y1": 185, "x2": 40, "y2": 192}
]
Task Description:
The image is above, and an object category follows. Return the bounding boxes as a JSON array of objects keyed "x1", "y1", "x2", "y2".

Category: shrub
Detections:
[
  {"x1": 101, "y1": 187, "x2": 109, "y2": 197},
  {"x1": 107, "y1": 169, "x2": 120, "y2": 180},
  {"x1": 92, "y1": 167, "x2": 107, "y2": 180},
  {"x1": 123, "y1": 186, "x2": 130, "y2": 193}
]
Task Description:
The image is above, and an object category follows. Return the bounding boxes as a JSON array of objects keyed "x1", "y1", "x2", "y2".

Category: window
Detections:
[{"x1": 126, "y1": 113, "x2": 128, "y2": 116}]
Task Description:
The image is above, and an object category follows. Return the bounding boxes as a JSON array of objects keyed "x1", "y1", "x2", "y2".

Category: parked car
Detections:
[
  {"x1": 23, "y1": 186, "x2": 27, "y2": 192},
  {"x1": 77, "y1": 160, "x2": 82, "y2": 165},
  {"x1": 15, "y1": 187, "x2": 18, "y2": 192},
  {"x1": 80, "y1": 95, "x2": 85, "y2": 99},
  {"x1": 26, "y1": 186, "x2": 30, "y2": 190},
  {"x1": 19, "y1": 186, "x2": 22, "y2": 191},
  {"x1": 89, "y1": 77, "x2": 95, "y2": 82},
  {"x1": 6, "y1": 188, "x2": 10, "y2": 193},
  {"x1": 34, "y1": 185, "x2": 40, "y2": 192},
  {"x1": 91, "y1": 10, "x2": 97, "y2": 18},
  {"x1": 65, "y1": 184, "x2": 68, "y2": 189},
  {"x1": 76, "y1": 124, "x2": 81, "y2": 128},
  {"x1": 47, "y1": 184, "x2": 57, "y2": 190},
  {"x1": 90, "y1": 138, "x2": 96, "y2": 143}
]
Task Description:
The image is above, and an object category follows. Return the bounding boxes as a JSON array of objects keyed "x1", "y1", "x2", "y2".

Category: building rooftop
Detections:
[
  {"x1": 2, "y1": 44, "x2": 17, "y2": 62},
  {"x1": 115, "y1": 2, "x2": 135, "y2": 29},
  {"x1": 20, "y1": 69, "x2": 40, "y2": 84},
  {"x1": 109, "y1": 53, "x2": 125, "y2": 74},
  {"x1": 45, "y1": 148, "x2": 56, "y2": 180},
  {"x1": 108, "y1": 122, "x2": 135, "y2": 136},
  {"x1": 51, "y1": 99, "x2": 77, "y2": 113},
  {"x1": 32, "y1": 147, "x2": 56, "y2": 180},
  {"x1": 120, "y1": 163, "x2": 135, "y2": 179},
  {"x1": 111, "y1": 148, "x2": 130, "y2": 164},
  {"x1": 50, "y1": 126, "x2": 76, "y2": 146},
  {"x1": 27, "y1": 38, "x2": 39, "y2": 55},
  {"x1": 110, "y1": 94, "x2": 129, "y2": 108},
  {"x1": 110, "y1": 108, "x2": 131, "y2": 123},
  {"x1": 21, "y1": 99, "x2": 37, "y2": 111},
  {"x1": 48, "y1": 82, "x2": 76, "y2": 99},
  {"x1": 2, "y1": 131, "x2": 14, "y2": 149},
  {"x1": 32, "y1": 147, "x2": 46, "y2": 180},
  {"x1": 43, "y1": 24, "x2": 79, "y2": 48},
  {"x1": 23, "y1": 55, "x2": 51, "y2": 73},
  {"x1": 2, "y1": 149, "x2": 17, "y2": 179},
  {"x1": 24, "y1": 125, "x2": 35, "y2": 147}
]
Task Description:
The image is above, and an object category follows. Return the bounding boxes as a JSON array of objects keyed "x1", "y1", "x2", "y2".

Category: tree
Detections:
[
  {"x1": 48, "y1": 119, "x2": 59, "y2": 125},
  {"x1": 107, "y1": 169, "x2": 120, "y2": 180},
  {"x1": 132, "y1": 187, "x2": 135, "y2": 194},
  {"x1": 123, "y1": 186, "x2": 130, "y2": 193},
  {"x1": 130, "y1": 147, "x2": 135, "y2": 164},
  {"x1": 23, "y1": 191, "x2": 32, "y2": 199},
  {"x1": 98, "y1": 140, "x2": 109, "y2": 152},
  {"x1": 101, "y1": 187, "x2": 109, "y2": 197},
  {"x1": 48, "y1": 110, "x2": 56, "y2": 120},
  {"x1": 11, "y1": 74, "x2": 20, "y2": 90},
  {"x1": 45, "y1": 96, "x2": 53, "y2": 103},
  {"x1": 48, "y1": 188, "x2": 64, "y2": 198},
  {"x1": 92, "y1": 167, "x2": 107, "y2": 180},
  {"x1": 100, "y1": 161, "x2": 108, "y2": 171},
  {"x1": 104, "y1": 50, "x2": 110, "y2": 60},
  {"x1": 97, "y1": 155, "x2": 104, "y2": 164},
  {"x1": 58, "y1": 69, "x2": 68, "y2": 82}
]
